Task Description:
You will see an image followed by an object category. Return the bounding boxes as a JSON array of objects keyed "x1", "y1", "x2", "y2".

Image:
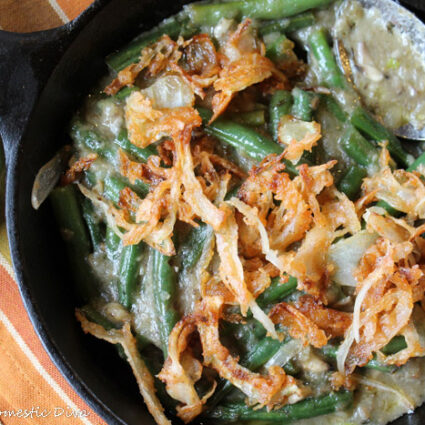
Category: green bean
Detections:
[
  {"x1": 153, "y1": 250, "x2": 180, "y2": 357},
  {"x1": 70, "y1": 121, "x2": 116, "y2": 162},
  {"x1": 50, "y1": 185, "x2": 98, "y2": 302},
  {"x1": 180, "y1": 223, "x2": 212, "y2": 270},
  {"x1": 105, "y1": 226, "x2": 121, "y2": 261},
  {"x1": 81, "y1": 198, "x2": 103, "y2": 251},
  {"x1": 186, "y1": 0, "x2": 336, "y2": 27},
  {"x1": 256, "y1": 276, "x2": 298, "y2": 308},
  {"x1": 381, "y1": 335, "x2": 407, "y2": 355},
  {"x1": 308, "y1": 28, "x2": 345, "y2": 89},
  {"x1": 291, "y1": 88, "x2": 319, "y2": 122},
  {"x1": 337, "y1": 165, "x2": 367, "y2": 200},
  {"x1": 350, "y1": 106, "x2": 413, "y2": 167},
  {"x1": 205, "y1": 391, "x2": 353, "y2": 422},
  {"x1": 321, "y1": 344, "x2": 397, "y2": 373},
  {"x1": 225, "y1": 110, "x2": 266, "y2": 127},
  {"x1": 339, "y1": 125, "x2": 379, "y2": 169},
  {"x1": 265, "y1": 33, "x2": 293, "y2": 63},
  {"x1": 113, "y1": 86, "x2": 139, "y2": 101},
  {"x1": 260, "y1": 12, "x2": 315, "y2": 35},
  {"x1": 119, "y1": 243, "x2": 143, "y2": 310},
  {"x1": 198, "y1": 107, "x2": 297, "y2": 176},
  {"x1": 103, "y1": 175, "x2": 149, "y2": 205},
  {"x1": 269, "y1": 90, "x2": 293, "y2": 141},
  {"x1": 320, "y1": 94, "x2": 347, "y2": 123},
  {"x1": 114, "y1": 129, "x2": 157, "y2": 163},
  {"x1": 106, "y1": 14, "x2": 189, "y2": 72},
  {"x1": 243, "y1": 336, "x2": 282, "y2": 371}
]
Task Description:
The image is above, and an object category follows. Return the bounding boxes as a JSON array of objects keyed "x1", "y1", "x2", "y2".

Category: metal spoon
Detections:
[{"x1": 335, "y1": 0, "x2": 425, "y2": 140}]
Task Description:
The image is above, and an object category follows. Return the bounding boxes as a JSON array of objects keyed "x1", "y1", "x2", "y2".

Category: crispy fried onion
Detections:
[
  {"x1": 215, "y1": 204, "x2": 277, "y2": 337},
  {"x1": 125, "y1": 91, "x2": 202, "y2": 148},
  {"x1": 105, "y1": 35, "x2": 181, "y2": 95},
  {"x1": 112, "y1": 129, "x2": 227, "y2": 254},
  {"x1": 294, "y1": 295, "x2": 352, "y2": 338},
  {"x1": 337, "y1": 238, "x2": 421, "y2": 374},
  {"x1": 157, "y1": 316, "x2": 216, "y2": 423},
  {"x1": 196, "y1": 296, "x2": 306, "y2": 408},
  {"x1": 269, "y1": 302, "x2": 328, "y2": 348},
  {"x1": 211, "y1": 19, "x2": 289, "y2": 122},
  {"x1": 362, "y1": 147, "x2": 425, "y2": 219},
  {"x1": 236, "y1": 155, "x2": 359, "y2": 300},
  {"x1": 75, "y1": 310, "x2": 171, "y2": 425},
  {"x1": 61, "y1": 153, "x2": 98, "y2": 186},
  {"x1": 278, "y1": 117, "x2": 321, "y2": 164}
]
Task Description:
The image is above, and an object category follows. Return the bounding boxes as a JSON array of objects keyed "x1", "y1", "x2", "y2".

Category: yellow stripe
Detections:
[{"x1": 0, "y1": 308, "x2": 94, "y2": 425}]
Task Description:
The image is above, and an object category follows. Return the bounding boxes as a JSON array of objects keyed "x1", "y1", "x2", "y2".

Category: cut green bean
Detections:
[
  {"x1": 256, "y1": 276, "x2": 298, "y2": 308},
  {"x1": 225, "y1": 110, "x2": 266, "y2": 127},
  {"x1": 181, "y1": 223, "x2": 212, "y2": 270},
  {"x1": 381, "y1": 335, "x2": 407, "y2": 355},
  {"x1": 265, "y1": 34, "x2": 293, "y2": 63},
  {"x1": 408, "y1": 151, "x2": 425, "y2": 172},
  {"x1": 113, "y1": 86, "x2": 139, "y2": 101},
  {"x1": 106, "y1": 226, "x2": 121, "y2": 261},
  {"x1": 71, "y1": 121, "x2": 116, "y2": 162},
  {"x1": 153, "y1": 250, "x2": 180, "y2": 357},
  {"x1": 106, "y1": 14, "x2": 189, "y2": 72},
  {"x1": 186, "y1": 0, "x2": 336, "y2": 27},
  {"x1": 339, "y1": 125, "x2": 379, "y2": 169},
  {"x1": 269, "y1": 90, "x2": 293, "y2": 141},
  {"x1": 114, "y1": 129, "x2": 157, "y2": 163},
  {"x1": 103, "y1": 175, "x2": 149, "y2": 205},
  {"x1": 308, "y1": 28, "x2": 345, "y2": 89},
  {"x1": 50, "y1": 185, "x2": 98, "y2": 302},
  {"x1": 205, "y1": 391, "x2": 353, "y2": 422},
  {"x1": 337, "y1": 165, "x2": 367, "y2": 200},
  {"x1": 320, "y1": 94, "x2": 348, "y2": 123},
  {"x1": 260, "y1": 12, "x2": 315, "y2": 35},
  {"x1": 81, "y1": 198, "x2": 103, "y2": 251},
  {"x1": 243, "y1": 336, "x2": 282, "y2": 371},
  {"x1": 351, "y1": 106, "x2": 413, "y2": 167},
  {"x1": 119, "y1": 243, "x2": 143, "y2": 310},
  {"x1": 198, "y1": 107, "x2": 297, "y2": 176},
  {"x1": 291, "y1": 88, "x2": 319, "y2": 122}
]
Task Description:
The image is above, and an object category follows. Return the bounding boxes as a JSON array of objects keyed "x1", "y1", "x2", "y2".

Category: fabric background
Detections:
[{"x1": 0, "y1": 1, "x2": 108, "y2": 424}]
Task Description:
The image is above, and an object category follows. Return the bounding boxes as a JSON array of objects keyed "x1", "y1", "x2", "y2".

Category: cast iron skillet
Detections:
[{"x1": 1, "y1": 0, "x2": 425, "y2": 424}]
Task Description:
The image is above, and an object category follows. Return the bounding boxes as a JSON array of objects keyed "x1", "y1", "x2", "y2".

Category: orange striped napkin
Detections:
[{"x1": 0, "y1": 3, "x2": 107, "y2": 424}]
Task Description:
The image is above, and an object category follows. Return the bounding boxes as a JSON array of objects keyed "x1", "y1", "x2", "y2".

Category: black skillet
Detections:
[{"x1": 0, "y1": 0, "x2": 425, "y2": 424}]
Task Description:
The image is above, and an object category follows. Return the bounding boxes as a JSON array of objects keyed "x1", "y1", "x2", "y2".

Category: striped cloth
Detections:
[{"x1": 0, "y1": 3, "x2": 107, "y2": 424}]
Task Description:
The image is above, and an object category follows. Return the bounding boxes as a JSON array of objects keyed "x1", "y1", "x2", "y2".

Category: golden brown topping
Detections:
[
  {"x1": 76, "y1": 310, "x2": 171, "y2": 425},
  {"x1": 269, "y1": 302, "x2": 328, "y2": 348},
  {"x1": 61, "y1": 153, "x2": 97, "y2": 186}
]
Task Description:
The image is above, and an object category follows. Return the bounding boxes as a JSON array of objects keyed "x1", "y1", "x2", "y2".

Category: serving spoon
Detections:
[{"x1": 335, "y1": 0, "x2": 425, "y2": 140}]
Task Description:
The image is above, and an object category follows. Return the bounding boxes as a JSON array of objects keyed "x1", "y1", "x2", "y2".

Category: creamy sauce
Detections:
[{"x1": 334, "y1": 0, "x2": 425, "y2": 131}]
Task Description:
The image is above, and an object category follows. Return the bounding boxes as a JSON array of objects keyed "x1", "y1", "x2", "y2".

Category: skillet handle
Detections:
[{"x1": 0, "y1": 0, "x2": 106, "y2": 166}]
